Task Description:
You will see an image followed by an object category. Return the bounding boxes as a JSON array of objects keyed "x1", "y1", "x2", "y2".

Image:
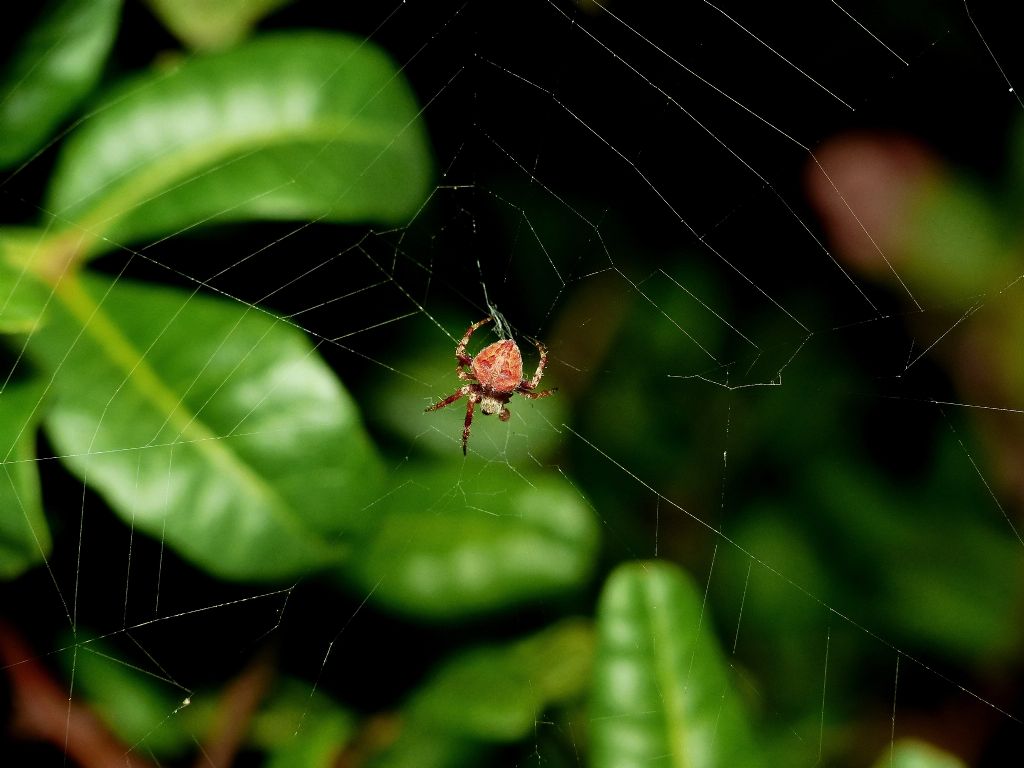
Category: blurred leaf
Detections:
[
  {"x1": 590, "y1": 561, "x2": 759, "y2": 768},
  {"x1": 371, "y1": 620, "x2": 591, "y2": 768},
  {"x1": 992, "y1": 302, "x2": 1024, "y2": 394},
  {"x1": 0, "y1": 379, "x2": 50, "y2": 579},
  {"x1": 811, "y1": 441, "x2": 1024, "y2": 661},
  {"x1": 251, "y1": 678, "x2": 354, "y2": 768},
  {"x1": 723, "y1": 430, "x2": 1024, "y2": 727},
  {"x1": 0, "y1": 0, "x2": 120, "y2": 168},
  {"x1": 146, "y1": 0, "x2": 292, "y2": 51},
  {"x1": 904, "y1": 178, "x2": 1012, "y2": 301},
  {"x1": 726, "y1": 512, "x2": 832, "y2": 668},
  {"x1": 407, "y1": 619, "x2": 593, "y2": 740},
  {"x1": 27, "y1": 273, "x2": 383, "y2": 581},
  {"x1": 62, "y1": 636, "x2": 193, "y2": 758},
  {"x1": 0, "y1": 262, "x2": 47, "y2": 334},
  {"x1": 339, "y1": 463, "x2": 598, "y2": 619},
  {"x1": 871, "y1": 739, "x2": 967, "y2": 768},
  {"x1": 1008, "y1": 117, "x2": 1024, "y2": 208},
  {"x1": 0, "y1": 229, "x2": 55, "y2": 334},
  {"x1": 46, "y1": 32, "x2": 432, "y2": 258},
  {"x1": 368, "y1": 723, "x2": 484, "y2": 768}
]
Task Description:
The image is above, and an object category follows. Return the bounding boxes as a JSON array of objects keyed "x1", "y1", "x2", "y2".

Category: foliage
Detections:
[
  {"x1": 0, "y1": 3, "x2": 1017, "y2": 767},
  {"x1": 0, "y1": 0, "x2": 121, "y2": 168},
  {"x1": 0, "y1": 380, "x2": 48, "y2": 578},
  {"x1": 146, "y1": 0, "x2": 293, "y2": 51},
  {"x1": 590, "y1": 561, "x2": 758, "y2": 768}
]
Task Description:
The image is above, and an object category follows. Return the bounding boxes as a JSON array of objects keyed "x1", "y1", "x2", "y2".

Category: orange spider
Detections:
[{"x1": 425, "y1": 318, "x2": 557, "y2": 454}]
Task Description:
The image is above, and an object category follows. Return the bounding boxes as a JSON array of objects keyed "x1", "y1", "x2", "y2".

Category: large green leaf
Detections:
[
  {"x1": 46, "y1": 32, "x2": 432, "y2": 257},
  {"x1": 26, "y1": 273, "x2": 384, "y2": 580},
  {"x1": 339, "y1": 463, "x2": 598, "y2": 618},
  {"x1": 0, "y1": 0, "x2": 120, "y2": 168},
  {"x1": 0, "y1": 379, "x2": 50, "y2": 579},
  {"x1": 590, "y1": 561, "x2": 759, "y2": 768}
]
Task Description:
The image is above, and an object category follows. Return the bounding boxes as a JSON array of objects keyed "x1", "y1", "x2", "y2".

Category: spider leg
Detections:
[
  {"x1": 518, "y1": 388, "x2": 557, "y2": 399},
  {"x1": 518, "y1": 339, "x2": 548, "y2": 391},
  {"x1": 425, "y1": 385, "x2": 472, "y2": 412},
  {"x1": 456, "y1": 317, "x2": 493, "y2": 369},
  {"x1": 462, "y1": 392, "x2": 480, "y2": 455}
]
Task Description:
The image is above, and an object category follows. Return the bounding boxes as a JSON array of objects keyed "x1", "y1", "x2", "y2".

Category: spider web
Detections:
[{"x1": 2, "y1": 1, "x2": 1023, "y2": 765}]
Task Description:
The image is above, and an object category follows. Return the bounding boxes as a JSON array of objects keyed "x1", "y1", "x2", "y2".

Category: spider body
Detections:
[
  {"x1": 472, "y1": 339, "x2": 523, "y2": 409},
  {"x1": 426, "y1": 318, "x2": 557, "y2": 454}
]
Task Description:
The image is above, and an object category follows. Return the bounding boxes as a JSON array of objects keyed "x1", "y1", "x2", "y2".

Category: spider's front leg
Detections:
[
  {"x1": 455, "y1": 317, "x2": 493, "y2": 372},
  {"x1": 425, "y1": 384, "x2": 472, "y2": 413}
]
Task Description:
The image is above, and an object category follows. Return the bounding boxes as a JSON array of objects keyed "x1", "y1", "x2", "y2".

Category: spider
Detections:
[{"x1": 425, "y1": 317, "x2": 557, "y2": 454}]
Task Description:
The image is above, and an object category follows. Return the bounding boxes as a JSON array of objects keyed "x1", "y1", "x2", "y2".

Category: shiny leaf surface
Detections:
[
  {"x1": 27, "y1": 273, "x2": 383, "y2": 580},
  {"x1": 590, "y1": 561, "x2": 758, "y2": 768},
  {"x1": 47, "y1": 32, "x2": 432, "y2": 256},
  {"x1": 340, "y1": 462, "x2": 598, "y2": 618}
]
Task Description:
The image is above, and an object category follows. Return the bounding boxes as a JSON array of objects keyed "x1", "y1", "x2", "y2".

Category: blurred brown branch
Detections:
[{"x1": 0, "y1": 620, "x2": 155, "y2": 768}]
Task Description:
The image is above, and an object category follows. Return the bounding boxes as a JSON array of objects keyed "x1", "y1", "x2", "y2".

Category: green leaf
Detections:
[
  {"x1": 367, "y1": 724, "x2": 484, "y2": 768},
  {"x1": 590, "y1": 561, "x2": 759, "y2": 768},
  {"x1": 903, "y1": 178, "x2": 1013, "y2": 301},
  {"x1": 0, "y1": 0, "x2": 121, "y2": 168},
  {"x1": 27, "y1": 272, "x2": 384, "y2": 581},
  {"x1": 0, "y1": 379, "x2": 50, "y2": 579},
  {"x1": 1, "y1": 229, "x2": 55, "y2": 334},
  {"x1": 61, "y1": 636, "x2": 193, "y2": 758},
  {"x1": 808, "y1": 450, "x2": 1024, "y2": 661},
  {"x1": 46, "y1": 32, "x2": 433, "y2": 258},
  {"x1": 871, "y1": 739, "x2": 967, "y2": 768},
  {"x1": 251, "y1": 679, "x2": 354, "y2": 768},
  {"x1": 370, "y1": 621, "x2": 591, "y2": 768},
  {"x1": 339, "y1": 463, "x2": 598, "y2": 619},
  {"x1": 407, "y1": 619, "x2": 593, "y2": 740},
  {"x1": 146, "y1": 0, "x2": 292, "y2": 51}
]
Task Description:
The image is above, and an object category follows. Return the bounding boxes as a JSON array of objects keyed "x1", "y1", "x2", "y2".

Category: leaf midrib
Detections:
[
  {"x1": 646, "y1": 575, "x2": 692, "y2": 768},
  {"x1": 54, "y1": 275, "x2": 339, "y2": 557}
]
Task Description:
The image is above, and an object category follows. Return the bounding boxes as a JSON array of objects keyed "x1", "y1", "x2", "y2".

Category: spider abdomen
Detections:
[{"x1": 471, "y1": 340, "x2": 523, "y2": 393}]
